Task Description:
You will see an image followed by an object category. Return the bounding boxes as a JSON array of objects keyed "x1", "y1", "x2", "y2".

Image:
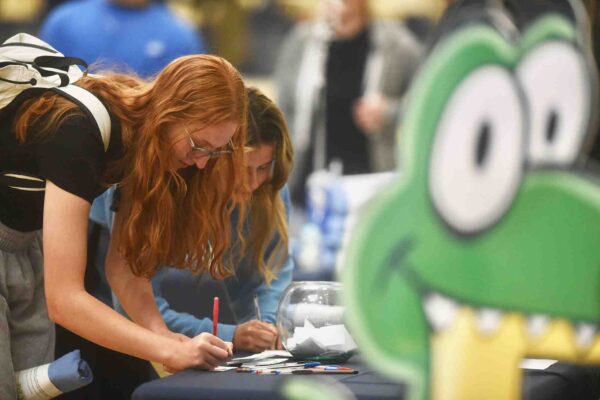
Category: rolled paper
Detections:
[{"x1": 15, "y1": 350, "x2": 93, "y2": 400}]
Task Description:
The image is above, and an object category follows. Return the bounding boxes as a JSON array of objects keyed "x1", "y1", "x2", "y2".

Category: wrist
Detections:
[
  {"x1": 147, "y1": 320, "x2": 171, "y2": 337},
  {"x1": 156, "y1": 334, "x2": 183, "y2": 366}
]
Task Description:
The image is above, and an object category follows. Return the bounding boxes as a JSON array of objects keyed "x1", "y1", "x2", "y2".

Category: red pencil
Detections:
[{"x1": 212, "y1": 296, "x2": 219, "y2": 336}]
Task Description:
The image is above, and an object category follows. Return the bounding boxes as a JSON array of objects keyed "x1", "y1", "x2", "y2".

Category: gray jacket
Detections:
[{"x1": 275, "y1": 20, "x2": 422, "y2": 193}]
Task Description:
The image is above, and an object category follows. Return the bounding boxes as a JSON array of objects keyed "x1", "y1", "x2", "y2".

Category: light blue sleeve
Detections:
[
  {"x1": 153, "y1": 274, "x2": 237, "y2": 341},
  {"x1": 252, "y1": 186, "x2": 294, "y2": 323}
]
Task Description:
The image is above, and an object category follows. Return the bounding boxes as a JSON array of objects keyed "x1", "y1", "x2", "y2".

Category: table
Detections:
[
  {"x1": 132, "y1": 359, "x2": 600, "y2": 400},
  {"x1": 132, "y1": 357, "x2": 407, "y2": 400}
]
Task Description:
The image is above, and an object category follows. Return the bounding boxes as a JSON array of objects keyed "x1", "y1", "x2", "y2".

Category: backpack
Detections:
[{"x1": 0, "y1": 33, "x2": 111, "y2": 150}]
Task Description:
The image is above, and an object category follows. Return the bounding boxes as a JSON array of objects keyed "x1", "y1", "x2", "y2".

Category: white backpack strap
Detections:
[{"x1": 53, "y1": 85, "x2": 111, "y2": 151}]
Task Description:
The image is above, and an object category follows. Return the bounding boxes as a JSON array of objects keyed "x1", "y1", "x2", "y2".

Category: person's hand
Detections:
[
  {"x1": 160, "y1": 331, "x2": 193, "y2": 373},
  {"x1": 162, "y1": 330, "x2": 191, "y2": 343},
  {"x1": 233, "y1": 320, "x2": 278, "y2": 353},
  {"x1": 164, "y1": 332, "x2": 231, "y2": 372},
  {"x1": 274, "y1": 327, "x2": 284, "y2": 350},
  {"x1": 353, "y1": 94, "x2": 388, "y2": 135}
]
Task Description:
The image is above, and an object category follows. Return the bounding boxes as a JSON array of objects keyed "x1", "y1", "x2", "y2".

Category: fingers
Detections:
[
  {"x1": 260, "y1": 321, "x2": 278, "y2": 335},
  {"x1": 200, "y1": 332, "x2": 231, "y2": 353},
  {"x1": 191, "y1": 333, "x2": 231, "y2": 361},
  {"x1": 233, "y1": 320, "x2": 278, "y2": 352},
  {"x1": 200, "y1": 353, "x2": 223, "y2": 370}
]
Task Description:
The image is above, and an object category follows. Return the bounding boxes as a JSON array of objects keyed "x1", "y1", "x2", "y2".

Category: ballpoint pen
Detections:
[{"x1": 253, "y1": 294, "x2": 262, "y2": 321}]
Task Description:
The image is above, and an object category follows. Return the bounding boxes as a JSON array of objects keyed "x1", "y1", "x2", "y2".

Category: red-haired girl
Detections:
[{"x1": 0, "y1": 54, "x2": 246, "y2": 398}]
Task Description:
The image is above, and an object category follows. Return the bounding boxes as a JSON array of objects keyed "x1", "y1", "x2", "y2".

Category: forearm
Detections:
[
  {"x1": 106, "y1": 212, "x2": 169, "y2": 335},
  {"x1": 112, "y1": 272, "x2": 169, "y2": 335},
  {"x1": 48, "y1": 287, "x2": 176, "y2": 365}
]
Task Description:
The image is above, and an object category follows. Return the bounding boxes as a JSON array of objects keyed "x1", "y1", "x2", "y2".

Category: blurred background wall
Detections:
[{"x1": 0, "y1": 0, "x2": 446, "y2": 96}]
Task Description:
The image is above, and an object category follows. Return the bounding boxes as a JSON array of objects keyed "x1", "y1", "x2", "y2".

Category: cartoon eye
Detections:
[
  {"x1": 429, "y1": 66, "x2": 525, "y2": 234},
  {"x1": 516, "y1": 41, "x2": 590, "y2": 167}
]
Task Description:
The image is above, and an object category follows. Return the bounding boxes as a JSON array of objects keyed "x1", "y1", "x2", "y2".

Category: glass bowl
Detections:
[{"x1": 276, "y1": 281, "x2": 357, "y2": 362}]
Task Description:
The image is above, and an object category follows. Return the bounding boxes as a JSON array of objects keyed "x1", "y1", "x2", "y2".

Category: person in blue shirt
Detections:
[
  {"x1": 96, "y1": 86, "x2": 295, "y2": 352},
  {"x1": 154, "y1": 86, "x2": 295, "y2": 352},
  {"x1": 39, "y1": 0, "x2": 205, "y2": 78}
]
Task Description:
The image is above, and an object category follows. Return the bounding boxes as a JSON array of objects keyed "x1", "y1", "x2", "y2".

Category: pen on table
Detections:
[
  {"x1": 313, "y1": 366, "x2": 354, "y2": 371},
  {"x1": 212, "y1": 296, "x2": 219, "y2": 336},
  {"x1": 303, "y1": 362, "x2": 320, "y2": 368},
  {"x1": 292, "y1": 369, "x2": 358, "y2": 375},
  {"x1": 253, "y1": 294, "x2": 262, "y2": 321}
]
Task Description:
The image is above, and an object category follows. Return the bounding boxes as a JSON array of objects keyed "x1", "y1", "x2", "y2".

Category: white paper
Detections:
[
  {"x1": 229, "y1": 349, "x2": 292, "y2": 363},
  {"x1": 212, "y1": 366, "x2": 237, "y2": 372},
  {"x1": 520, "y1": 359, "x2": 557, "y2": 370},
  {"x1": 286, "y1": 321, "x2": 357, "y2": 358},
  {"x1": 243, "y1": 357, "x2": 290, "y2": 367}
]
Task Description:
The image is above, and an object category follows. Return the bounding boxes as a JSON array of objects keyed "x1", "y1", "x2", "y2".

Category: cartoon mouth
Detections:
[
  {"x1": 422, "y1": 292, "x2": 600, "y2": 399},
  {"x1": 423, "y1": 292, "x2": 598, "y2": 353}
]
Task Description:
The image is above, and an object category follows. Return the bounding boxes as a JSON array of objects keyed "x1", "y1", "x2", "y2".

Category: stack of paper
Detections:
[
  {"x1": 285, "y1": 319, "x2": 357, "y2": 359},
  {"x1": 286, "y1": 304, "x2": 345, "y2": 327},
  {"x1": 227, "y1": 350, "x2": 292, "y2": 366}
]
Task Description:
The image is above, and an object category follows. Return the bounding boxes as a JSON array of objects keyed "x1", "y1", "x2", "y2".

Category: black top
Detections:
[
  {"x1": 325, "y1": 26, "x2": 371, "y2": 175},
  {"x1": 0, "y1": 89, "x2": 123, "y2": 232}
]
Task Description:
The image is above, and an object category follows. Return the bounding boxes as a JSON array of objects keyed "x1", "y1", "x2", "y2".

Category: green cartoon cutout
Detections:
[{"x1": 336, "y1": 2, "x2": 600, "y2": 400}]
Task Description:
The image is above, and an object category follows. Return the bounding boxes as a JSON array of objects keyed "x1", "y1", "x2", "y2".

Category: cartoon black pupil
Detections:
[
  {"x1": 475, "y1": 121, "x2": 491, "y2": 167},
  {"x1": 546, "y1": 109, "x2": 559, "y2": 144}
]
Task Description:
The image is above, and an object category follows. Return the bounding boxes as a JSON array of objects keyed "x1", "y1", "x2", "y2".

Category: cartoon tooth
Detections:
[
  {"x1": 423, "y1": 293, "x2": 459, "y2": 332},
  {"x1": 476, "y1": 308, "x2": 503, "y2": 336},
  {"x1": 575, "y1": 323, "x2": 596, "y2": 350},
  {"x1": 527, "y1": 314, "x2": 550, "y2": 338}
]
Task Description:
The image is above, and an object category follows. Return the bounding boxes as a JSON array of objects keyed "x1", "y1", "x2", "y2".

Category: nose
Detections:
[
  {"x1": 194, "y1": 155, "x2": 209, "y2": 170},
  {"x1": 248, "y1": 170, "x2": 260, "y2": 192}
]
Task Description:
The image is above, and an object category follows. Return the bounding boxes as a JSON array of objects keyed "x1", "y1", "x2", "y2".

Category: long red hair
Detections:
[{"x1": 14, "y1": 55, "x2": 248, "y2": 278}]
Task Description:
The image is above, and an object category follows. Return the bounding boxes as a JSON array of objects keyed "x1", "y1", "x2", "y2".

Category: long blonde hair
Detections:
[
  {"x1": 244, "y1": 87, "x2": 294, "y2": 283},
  {"x1": 14, "y1": 55, "x2": 248, "y2": 278}
]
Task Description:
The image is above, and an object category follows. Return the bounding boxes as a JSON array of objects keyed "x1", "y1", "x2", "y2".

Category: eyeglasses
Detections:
[{"x1": 183, "y1": 125, "x2": 233, "y2": 159}]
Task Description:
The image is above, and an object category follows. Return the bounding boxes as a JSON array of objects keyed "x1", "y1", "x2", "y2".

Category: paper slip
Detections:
[
  {"x1": 227, "y1": 350, "x2": 293, "y2": 366},
  {"x1": 242, "y1": 357, "x2": 290, "y2": 367},
  {"x1": 287, "y1": 320, "x2": 357, "y2": 358},
  {"x1": 213, "y1": 366, "x2": 237, "y2": 372},
  {"x1": 249, "y1": 362, "x2": 304, "y2": 370},
  {"x1": 520, "y1": 359, "x2": 557, "y2": 370},
  {"x1": 287, "y1": 305, "x2": 345, "y2": 327}
]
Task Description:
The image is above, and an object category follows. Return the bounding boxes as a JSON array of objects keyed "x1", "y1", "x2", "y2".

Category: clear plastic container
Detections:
[{"x1": 276, "y1": 281, "x2": 357, "y2": 362}]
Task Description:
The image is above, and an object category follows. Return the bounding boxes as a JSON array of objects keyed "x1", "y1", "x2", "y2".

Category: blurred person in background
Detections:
[
  {"x1": 39, "y1": 0, "x2": 205, "y2": 78},
  {"x1": 275, "y1": 0, "x2": 422, "y2": 205}
]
